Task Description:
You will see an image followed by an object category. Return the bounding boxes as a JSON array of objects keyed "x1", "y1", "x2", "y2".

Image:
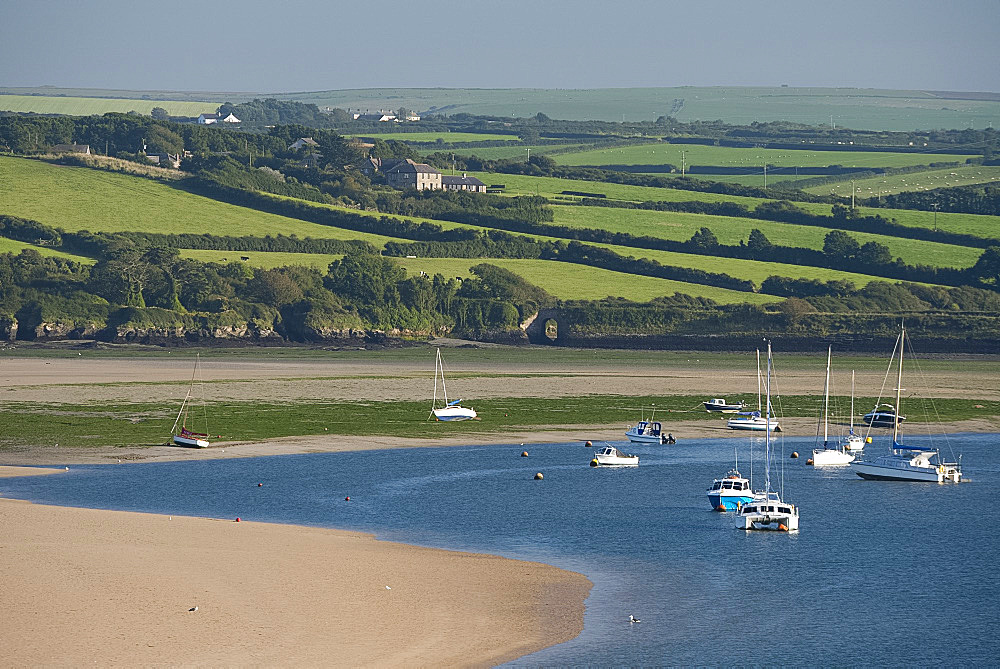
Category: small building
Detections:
[
  {"x1": 442, "y1": 173, "x2": 486, "y2": 193},
  {"x1": 383, "y1": 158, "x2": 442, "y2": 191},
  {"x1": 353, "y1": 112, "x2": 396, "y2": 122},
  {"x1": 289, "y1": 137, "x2": 319, "y2": 150},
  {"x1": 51, "y1": 143, "x2": 90, "y2": 154},
  {"x1": 198, "y1": 112, "x2": 241, "y2": 125},
  {"x1": 145, "y1": 152, "x2": 182, "y2": 168}
]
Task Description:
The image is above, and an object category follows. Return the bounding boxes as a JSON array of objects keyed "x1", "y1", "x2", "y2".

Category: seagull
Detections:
[
  {"x1": 189, "y1": 606, "x2": 198, "y2": 612},
  {"x1": 385, "y1": 586, "x2": 391, "y2": 590},
  {"x1": 629, "y1": 615, "x2": 641, "y2": 624}
]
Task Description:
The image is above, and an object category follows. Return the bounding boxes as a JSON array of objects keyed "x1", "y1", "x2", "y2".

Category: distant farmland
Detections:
[{"x1": 0, "y1": 94, "x2": 216, "y2": 117}]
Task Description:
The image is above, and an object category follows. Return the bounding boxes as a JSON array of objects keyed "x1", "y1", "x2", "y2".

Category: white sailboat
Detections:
[
  {"x1": 171, "y1": 354, "x2": 210, "y2": 448},
  {"x1": 737, "y1": 342, "x2": 799, "y2": 532},
  {"x1": 852, "y1": 326, "x2": 962, "y2": 483},
  {"x1": 429, "y1": 348, "x2": 478, "y2": 421},
  {"x1": 844, "y1": 370, "x2": 866, "y2": 451},
  {"x1": 727, "y1": 349, "x2": 779, "y2": 431},
  {"x1": 811, "y1": 347, "x2": 855, "y2": 466}
]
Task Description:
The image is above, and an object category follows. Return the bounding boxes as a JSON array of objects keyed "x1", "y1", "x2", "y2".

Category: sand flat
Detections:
[{"x1": 0, "y1": 499, "x2": 591, "y2": 667}]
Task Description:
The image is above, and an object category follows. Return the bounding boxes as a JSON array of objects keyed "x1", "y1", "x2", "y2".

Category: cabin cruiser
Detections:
[
  {"x1": 706, "y1": 469, "x2": 754, "y2": 511},
  {"x1": 727, "y1": 411, "x2": 779, "y2": 431},
  {"x1": 626, "y1": 420, "x2": 672, "y2": 444},
  {"x1": 703, "y1": 398, "x2": 746, "y2": 413},
  {"x1": 591, "y1": 444, "x2": 639, "y2": 467},
  {"x1": 863, "y1": 404, "x2": 905, "y2": 427}
]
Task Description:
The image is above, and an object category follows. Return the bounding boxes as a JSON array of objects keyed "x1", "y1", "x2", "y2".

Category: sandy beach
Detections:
[
  {"x1": 1, "y1": 351, "x2": 997, "y2": 665},
  {"x1": 0, "y1": 496, "x2": 590, "y2": 667}
]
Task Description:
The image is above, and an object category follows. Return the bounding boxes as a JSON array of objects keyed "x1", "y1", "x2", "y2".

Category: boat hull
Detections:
[
  {"x1": 703, "y1": 401, "x2": 744, "y2": 414},
  {"x1": 726, "y1": 417, "x2": 779, "y2": 431},
  {"x1": 738, "y1": 512, "x2": 799, "y2": 532},
  {"x1": 173, "y1": 435, "x2": 209, "y2": 448},
  {"x1": 811, "y1": 448, "x2": 855, "y2": 466},
  {"x1": 853, "y1": 461, "x2": 950, "y2": 482},
  {"x1": 433, "y1": 407, "x2": 477, "y2": 421},
  {"x1": 845, "y1": 435, "x2": 866, "y2": 451},
  {"x1": 707, "y1": 493, "x2": 754, "y2": 511},
  {"x1": 626, "y1": 432, "x2": 666, "y2": 444},
  {"x1": 594, "y1": 454, "x2": 639, "y2": 466}
]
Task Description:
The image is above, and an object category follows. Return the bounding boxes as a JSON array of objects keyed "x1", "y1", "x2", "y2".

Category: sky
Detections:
[{"x1": 1, "y1": 0, "x2": 998, "y2": 93}]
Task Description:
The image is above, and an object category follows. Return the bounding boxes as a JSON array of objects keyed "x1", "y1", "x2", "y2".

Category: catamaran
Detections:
[
  {"x1": 429, "y1": 348, "x2": 478, "y2": 421},
  {"x1": 852, "y1": 326, "x2": 962, "y2": 483},
  {"x1": 736, "y1": 342, "x2": 799, "y2": 532},
  {"x1": 811, "y1": 347, "x2": 855, "y2": 466},
  {"x1": 171, "y1": 354, "x2": 210, "y2": 448}
]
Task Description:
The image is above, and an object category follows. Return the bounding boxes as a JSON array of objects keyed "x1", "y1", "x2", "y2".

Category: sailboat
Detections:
[
  {"x1": 727, "y1": 349, "x2": 779, "y2": 431},
  {"x1": 171, "y1": 354, "x2": 210, "y2": 448},
  {"x1": 852, "y1": 326, "x2": 962, "y2": 483},
  {"x1": 811, "y1": 347, "x2": 855, "y2": 466},
  {"x1": 429, "y1": 348, "x2": 478, "y2": 421},
  {"x1": 736, "y1": 342, "x2": 799, "y2": 532},
  {"x1": 844, "y1": 370, "x2": 866, "y2": 451}
]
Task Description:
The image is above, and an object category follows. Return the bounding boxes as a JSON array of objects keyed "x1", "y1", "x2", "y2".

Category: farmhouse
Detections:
[
  {"x1": 441, "y1": 173, "x2": 486, "y2": 193},
  {"x1": 50, "y1": 143, "x2": 90, "y2": 154},
  {"x1": 353, "y1": 112, "x2": 396, "y2": 122},
  {"x1": 198, "y1": 112, "x2": 241, "y2": 125},
  {"x1": 382, "y1": 158, "x2": 442, "y2": 190},
  {"x1": 145, "y1": 152, "x2": 182, "y2": 168},
  {"x1": 289, "y1": 137, "x2": 319, "y2": 150}
]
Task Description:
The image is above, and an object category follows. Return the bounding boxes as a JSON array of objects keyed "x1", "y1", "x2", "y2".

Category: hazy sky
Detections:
[{"x1": 2, "y1": 0, "x2": 998, "y2": 93}]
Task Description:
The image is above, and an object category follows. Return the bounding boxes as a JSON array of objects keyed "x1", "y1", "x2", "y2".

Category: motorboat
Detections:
[
  {"x1": 591, "y1": 444, "x2": 639, "y2": 467},
  {"x1": 863, "y1": 403, "x2": 905, "y2": 427},
  {"x1": 811, "y1": 347, "x2": 855, "y2": 466},
  {"x1": 853, "y1": 326, "x2": 962, "y2": 483},
  {"x1": 737, "y1": 342, "x2": 799, "y2": 532},
  {"x1": 430, "y1": 348, "x2": 477, "y2": 421},
  {"x1": 171, "y1": 354, "x2": 210, "y2": 448},
  {"x1": 703, "y1": 398, "x2": 746, "y2": 413},
  {"x1": 625, "y1": 420, "x2": 672, "y2": 444},
  {"x1": 707, "y1": 469, "x2": 754, "y2": 511}
]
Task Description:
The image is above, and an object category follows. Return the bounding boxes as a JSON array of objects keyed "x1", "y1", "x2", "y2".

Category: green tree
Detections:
[
  {"x1": 822, "y1": 229, "x2": 860, "y2": 260},
  {"x1": 855, "y1": 241, "x2": 892, "y2": 265},
  {"x1": 688, "y1": 227, "x2": 719, "y2": 250},
  {"x1": 150, "y1": 107, "x2": 169, "y2": 120},
  {"x1": 146, "y1": 124, "x2": 184, "y2": 155},
  {"x1": 971, "y1": 245, "x2": 1000, "y2": 285},
  {"x1": 326, "y1": 253, "x2": 405, "y2": 305},
  {"x1": 747, "y1": 228, "x2": 772, "y2": 255}
]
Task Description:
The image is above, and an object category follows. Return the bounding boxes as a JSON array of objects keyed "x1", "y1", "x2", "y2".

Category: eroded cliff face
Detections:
[{"x1": 0, "y1": 316, "x2": 17, "y2": 341}]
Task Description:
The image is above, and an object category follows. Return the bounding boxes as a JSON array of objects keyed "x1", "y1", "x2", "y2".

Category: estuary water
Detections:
[{"x1": 3, "y1": 433, "x2": 998, "y2": 666}]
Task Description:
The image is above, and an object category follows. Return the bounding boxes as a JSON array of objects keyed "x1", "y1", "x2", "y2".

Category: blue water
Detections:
[{"x1": 3, "y1": 434, "x2": 999, "y2": 665}]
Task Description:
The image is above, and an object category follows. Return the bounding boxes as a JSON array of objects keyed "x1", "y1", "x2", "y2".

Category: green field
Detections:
[
  {"x1": 439, "y1": 144, "x2": 580, "y2": 160},
  {"x1": 179, "y1": 249, "x2": 343, "y2": 270},
  {"x1": 551, "y1": 206, "x2": 983, "y2": 269},
  {"x1": 0, "y1": 237, "x2": 94, "y2": 263},
  {"x1": 808, "y1": 165, "x2": 1000, "y2": 197},
  {"x1": 555, "y1": 142, "x2": 973, "y2": 169},
  {"x1": 0, "y1": 94, "x2": 216, "y2": 117},
  {"x1": 394, "y1": 257, "x2": 780, "y2": 304},
  {"x1": 349, "y1": 131, "x2": 517, "y2": 142},
  {"x1": 0, "y1": 156, "x2": 396, "y2": 245}
]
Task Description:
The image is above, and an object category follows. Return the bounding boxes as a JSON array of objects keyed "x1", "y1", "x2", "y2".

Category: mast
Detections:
[
  {"x1": 823, "y1": 346, "x2": 831, "y2": 447},
  {"x1": 171, "y1": 354, "x2": 199, "y2": 435},
  {"x1": 893, "y1": 326, "x2": 904, "y2": 447},
  {"x1": 850, "y1": 370, "x2": 856, "y2": 435},
  {"x1": 756, "y1": 348, "x2": 762, "y2": 414},
  {"x1": 764, "y1": 342, "x2": 772, "y2": 495}
]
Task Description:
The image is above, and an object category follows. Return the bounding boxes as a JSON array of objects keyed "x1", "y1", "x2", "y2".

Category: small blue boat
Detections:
[{"x1": 706, "y1": 468, "x2": 754, "y2": 511}]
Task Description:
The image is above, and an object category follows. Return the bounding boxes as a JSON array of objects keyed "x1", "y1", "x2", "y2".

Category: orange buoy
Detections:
[
  {"x1": 585, "y1": 441, "x2": 593, "y2": 447},
  {"x1": 258, "y1": 483, "x2": 263, "y2": 487},
  {"x1": 790, "y1": 451, "x2": 799, "y2": 459},
  {"x1": 345, "y1": 496, "x2": 350, "y2": 501},
  {"x1": 806, "y1": 458, "x2": 814, "y2": 465},
  {"x1": 716, "y1": 504, "x2": 727, "y2": 512},
  {"x1": 235, "y1": 517, "x2": 241, "y2": 522},
  {"x1": 778, "y1": 523, "x2": 788, "y2": 532},
  {"x1": 534, "y1": 472, "x2": 544, "y2": 480},
  {"x1": 521, "y1": 451, "x2": 529, "y2": 457}
]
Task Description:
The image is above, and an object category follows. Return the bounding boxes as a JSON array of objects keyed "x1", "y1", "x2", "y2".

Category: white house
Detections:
[
  {"x1": 198, "y1": 112, "x2": 241, "y2": 125},
  {"x1": 289, "y1": 137, "x2": 319, "y2": 150}
]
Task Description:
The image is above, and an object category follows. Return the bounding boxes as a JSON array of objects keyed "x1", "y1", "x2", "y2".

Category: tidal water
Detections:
[{"x1": 3, "y1": 433, "x2": 998, "y2": 666}]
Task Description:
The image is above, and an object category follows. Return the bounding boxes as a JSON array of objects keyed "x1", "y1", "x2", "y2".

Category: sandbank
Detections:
[{"x1": 0, "y1": 498, "x2": 591, "y2": 667}]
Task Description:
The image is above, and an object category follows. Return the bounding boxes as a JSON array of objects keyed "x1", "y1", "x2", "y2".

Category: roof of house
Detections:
[
  {"x1": 384, "y1": 158, "x2": 440, "y2": 175},
  {"x1": 442, "y1": 175, "x2": 486, "y2": 186},
  {"x1": 51, "y1": 143, "x2": 90, "y2": 153},
  {"x1": 200, "y1": 113, "x2": 221, "y2": 119}
]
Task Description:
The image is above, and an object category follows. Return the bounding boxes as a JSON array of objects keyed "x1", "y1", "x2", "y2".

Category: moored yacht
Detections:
[
  {"x1": 726, "y1": 349, "x2": 779, "y2": 431},
  {"x1": 852, "y1": 326, "x2": 962, "y2": 483},
  {"x1": 811, "y1": 347, "x2": 855, "y2": 466}
]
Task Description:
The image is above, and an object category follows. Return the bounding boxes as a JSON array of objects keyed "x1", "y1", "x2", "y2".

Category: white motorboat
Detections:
[
  {"x1": 737, "y1": 342, "x2": 799, "y2": 532},
  {"x1": 625, "y1": 420, "x2": 672, "y2": 444},
  {"x1": 703, "y1": 398, "x2": 746, "y2": 413},
  {"x1": 853, "y1": 327, "x2": 962, "y2": 483},
  {"x1": 171, "y1": 354, "x2": 210, "y2": 448},
  {"x1": 591, "y1": 444, "x2": 639, "y2": 467},
  {"x1": 811, "y1": 347, "x2": 855, "y2": 466},
  {"x1": 726, "y1": 349, "x2": 779, "y2": 431},
  {"x1": 430, "y1": 348, "x2": 477, "y2": 421}
]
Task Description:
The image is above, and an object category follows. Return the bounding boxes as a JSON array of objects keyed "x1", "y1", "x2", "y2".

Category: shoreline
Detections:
[
  {"x1": 0, "y1": 498, "x2": 592, "y2": 666},
  {"x1": 1, "y1": 415, "x2": 997, "y2": 466}
]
